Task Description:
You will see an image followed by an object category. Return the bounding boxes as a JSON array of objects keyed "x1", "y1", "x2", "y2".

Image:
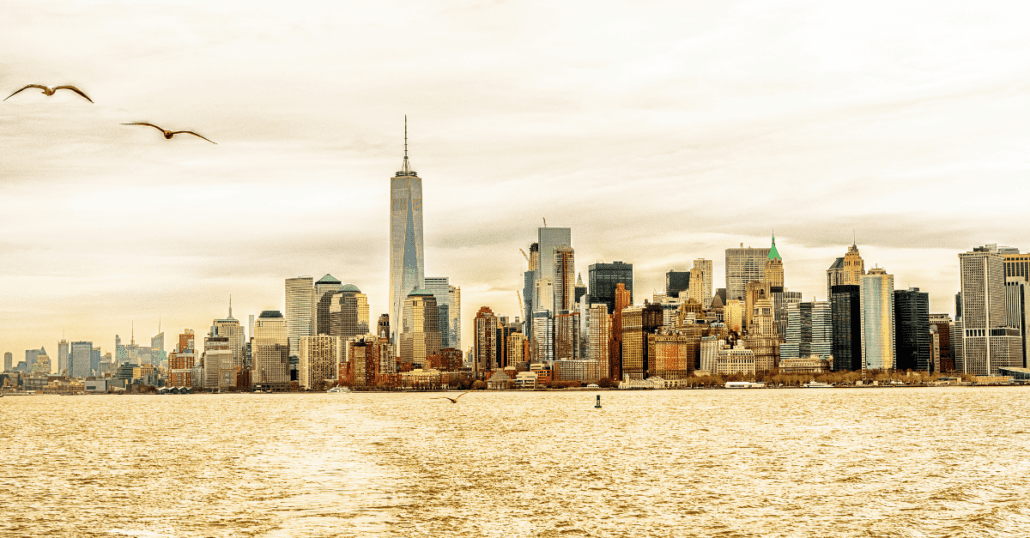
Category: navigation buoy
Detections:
[{"x1": 595, "y1": 395, "x2": 602, "y2": 408}]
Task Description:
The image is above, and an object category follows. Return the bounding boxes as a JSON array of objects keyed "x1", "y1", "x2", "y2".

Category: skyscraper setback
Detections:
[{"x1": 389, "y1": 119, "x2": 425, "y2": 354}]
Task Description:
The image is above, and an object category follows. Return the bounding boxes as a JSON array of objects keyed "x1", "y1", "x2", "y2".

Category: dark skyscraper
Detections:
[
  {"x1": 894, "y1": 288, "x2": 930, "y2": 371},
  {"x1": 589, "y1": 261, "x2": 633, "y2": 314},
  {"x1": 665, "y1": 270, "x2": 690, "y2": 298},
  {"x1": 830, "y1": 285, "x2": 861, "y2": 371}
]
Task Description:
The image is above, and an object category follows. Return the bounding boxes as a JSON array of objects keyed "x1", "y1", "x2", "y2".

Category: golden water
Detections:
[{"x1": 2, "y1": 387, "x2": 1030, "y2": 537}]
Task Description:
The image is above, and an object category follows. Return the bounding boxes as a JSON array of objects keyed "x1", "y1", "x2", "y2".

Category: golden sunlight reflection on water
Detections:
[{"x1": 2, "y1": 387, "x2": 1030, "y2": 537}]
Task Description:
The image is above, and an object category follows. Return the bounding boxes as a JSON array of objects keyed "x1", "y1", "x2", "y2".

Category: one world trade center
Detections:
[{"x1": 389, "y1": 117, "x2": 425, "y2": 354}]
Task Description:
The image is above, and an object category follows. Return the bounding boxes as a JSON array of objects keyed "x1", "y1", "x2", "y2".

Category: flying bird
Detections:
[
  {"x1": 431, "y1": 391, "x2": 472, "y2": 404},
  {"x1": 121, "y1": 122, "x2": 217, "y2": 144},
  {"x1": 5, "y1": 84, "x2": 93, "y2": 103}
]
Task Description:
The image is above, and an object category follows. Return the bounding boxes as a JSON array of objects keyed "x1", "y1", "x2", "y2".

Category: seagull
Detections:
[
  {"x1": 121, "y1": 122, "x2": 217, "y2": 144},
  {"x1": 431, "y1": 391, "x2": 472, "y2": 404},
  {"x1": 5, "y1": 84, "x2": 93, "y2": 103}
]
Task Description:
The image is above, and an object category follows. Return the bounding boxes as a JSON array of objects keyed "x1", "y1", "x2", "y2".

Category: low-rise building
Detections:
[{"x1": 779, "y1": 356, "x2": 831, "y2": 375}]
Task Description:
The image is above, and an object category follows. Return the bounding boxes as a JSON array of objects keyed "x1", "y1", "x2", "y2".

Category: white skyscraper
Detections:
[
  {"x1": 285, "y1": 276, "x2": 314, "y2": 360},
  {"x1": 389, "y1": 118, "x2": 425, "y2": 354},
  {"x1": 960, "y1": 245, "x2": 1023, "y2": 375}
]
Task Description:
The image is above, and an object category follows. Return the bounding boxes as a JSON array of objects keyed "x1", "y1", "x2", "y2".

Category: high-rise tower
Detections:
[{"x1": 390, "y1": 117, "x2": 425, "y2": 354}]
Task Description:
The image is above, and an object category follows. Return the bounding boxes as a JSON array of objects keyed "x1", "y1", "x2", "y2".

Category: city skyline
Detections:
[{"x1": 4, "y1": 1, "x2": 1030, "y2": 357}]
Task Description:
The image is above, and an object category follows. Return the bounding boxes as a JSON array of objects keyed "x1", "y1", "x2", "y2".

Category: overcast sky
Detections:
[{"x1": 2, "y1": 1, "x2": 1029, "y2": 364}]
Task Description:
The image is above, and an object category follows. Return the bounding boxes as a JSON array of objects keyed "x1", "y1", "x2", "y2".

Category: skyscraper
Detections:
[
  {"x1": 298, "y1": 335, "x2": 342, "y2": 391},
  {"x1": 425, "y1": 277, "x2": 452, "y2": 348},
  {"x1": 473, "y1": 306, "x2": 498, "y2": 372},
  {"x1": 959, "y1": 245, "x2": 1023, "y2": 375},
  {"x1": 830, "y1": 285, "x2": 862, "y2": 371},
  {"x1": 168, "y1": 330, "x2": 196, "y2": 387},
  {"x1": 285, "y1": 276, "x2": 314, "y2": 361},
  {"x1": 329, "y1": 284, "x2": 370, "y2": 341},
  {"x1": 57, "y1": 340, "x2": 69, "y2": 374},
  {"x1": 690, "y1": 259, "x2": 714, "y2": 310},
  {"x1": 725, "y1": 244, "x2": 770, "y2": 302},
  {"x1": 70, "y1": 341, "x2": 92, "y2": 378},
  {"x1": 313, "y1": 274, "x2": 343, "y2": 336},
  {"x1": 827, "y1": 242, "x2": 865, "y2": 298},
  {"x1": 400, "y1": 289, "x2": 441, "y2": 369},
  {"x1": 861, "y1": 267, "x2": 895, "y2": 372},
  {"x1": 389, "y1": 119, "x2": 425, "y2": 354},
  {"x1": 214, "y1": 301, "x2": 246, "y2": 372},
  {"x1": 666, "y1": 270, "x2": 690, "y2": 298},
  {"x1": 781, "y1": 301, "x2": 832, "y2": 361},
  {"x1": 589, "y1": 261, "x2": 633, "y2": 314},
  {"x1": 537, "y1": 227, "x2": 572, "y2": 304},
  {"x1": 554, "y1": 246, "x2": 576, "y2": 313},
  {"x1": 894, "y1": 287, "x2": 930, "y2": 371},
  {"x1": 3, "y1": 352, "x2": 11, "y2": 372},
  {"x1": 253, "y1": 311, "x2": 289, "y2": 389}
]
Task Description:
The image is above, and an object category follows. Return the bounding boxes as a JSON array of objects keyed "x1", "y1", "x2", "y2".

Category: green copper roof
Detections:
[
  {"x1": 768, "y1": 235, "x2": 781, "y2": 260},
  {"x1": 340, "y1": 283, "x2": 361, "y2": 293}
]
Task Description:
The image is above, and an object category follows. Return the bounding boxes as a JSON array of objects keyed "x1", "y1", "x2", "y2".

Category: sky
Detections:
[{"x1": 2, "y1": 0, "x2": 1030, "y2": 364}]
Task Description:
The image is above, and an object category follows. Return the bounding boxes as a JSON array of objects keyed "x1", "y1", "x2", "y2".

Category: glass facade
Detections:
[
  {"x1": 389, "y1": 150, "x2": 425, "y2": 355},
  {"x1": 589, "y1": 261, "x2": 633, "y2": 315},
  {"x1": 830, "y1": 285, "x2": 861, "y2": 371},
  {"x1": 860, "y1": 269, "x2": 895, "y2": 371},
  {"x1": 724, "y1": 247, "x2": 769, "y2": 302},
  {"x1": 894, "y1": 288, "x2": 930, "y2": 371}
]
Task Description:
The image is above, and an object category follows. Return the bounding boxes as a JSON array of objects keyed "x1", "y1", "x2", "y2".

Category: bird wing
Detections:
[
  {"x1": 54, "y1": 85, "x2": 93, "y2": 103},
  {"x1": 453, "y1": 390, "x2": 472, "y2": 400},
  {"x1": 4, "y1": 84, "x2": 47, "y2": 101},
  {"x1": 172, "y1": 130, "x2": 217, "y2": 145},
  {"x1": 121, "y1": 122, "x2": 166, "y2": 132}
]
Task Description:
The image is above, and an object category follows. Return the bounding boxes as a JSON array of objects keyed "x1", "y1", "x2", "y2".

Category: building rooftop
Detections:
[{"x1": 317, "y1": 274, "x2": 341, "y2": 285}]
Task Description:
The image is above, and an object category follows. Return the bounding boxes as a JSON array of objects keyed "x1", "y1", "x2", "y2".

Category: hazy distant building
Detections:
[
  {"x1": 666, "y1": 270, "x2": 690, "y2": 298},
  {"x1": 830, "y1": 285, "x2": 862, "y2": 371},
  {"x1": 214, "y1": 302, "x2": 246, "y2": 370},
  {"x1": 589, "y1": 261, "x2": 633, "y2": 314},
  {"x1": 253, "y1": 311, "x2": 289, "y2": 389},
  {"x1": 389, "y1": 128, "x2": 426, "y2": 355},
  {"x1": 70, "y1": 341, "x2": 92, "y2": 378},
  {"x1": 285, "y1": 276, "x2": 315, "y2": 360},
  {"x1": 57, "y1": 340, "x2": 69, "y2": 374},
  {"x1": 725, "y1": 244, "x2": 770, "y2": 302},
  {"x1": 894, "y1": 288, "x2": 930, "y2": 371},
  {"x1": 3, "y1": 352, "x2": 11, "y2": 372},
  {"x1": 861, "y1": 267, "x2": 895, "y2": 371},
  {"x1": 203, "y1": 330, "x2": 231, "y2": 390},
  {"x1": 168, "y1": 331, "x2": 195, "y2": 387},
  {"x1": 574, "y1": 274, "x2": 588, "y2": 306},
  {"x1": 958, "y1": 245, "x2": 1023, "y2": 375},
  {"x1": 400, "y1": 289, "x2": 441, "y2": 369},
  {"x1": 329, "y1": 284, "x2": 370, "y2": 341},
  {"x1": 690, "y1": 258, "x2": 714, "y2": 310}
]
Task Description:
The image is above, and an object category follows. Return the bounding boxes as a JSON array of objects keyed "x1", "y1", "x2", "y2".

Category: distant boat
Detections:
[
  {"x1": 804, "y1": 381, "x2": 833, "y2": 388},
  {"x1": 725, "y1": 381, "x2": 764, "y2": 389},
  {"x1": 327, "y1": 386, "x2": 351, "y2": 394}
]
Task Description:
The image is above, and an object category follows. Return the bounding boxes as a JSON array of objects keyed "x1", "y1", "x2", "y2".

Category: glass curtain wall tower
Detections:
[{"x1": 389, "y1": 117, "x2": 425, "y2": 355}]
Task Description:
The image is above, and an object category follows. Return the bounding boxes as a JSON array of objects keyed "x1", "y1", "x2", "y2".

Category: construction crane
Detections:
[
  {"x1": 516, "y1": 290, "x2": 525, "y2": 315},
  {"x1": 543, "y1": 217, "x2": 547, "y2": 227}
]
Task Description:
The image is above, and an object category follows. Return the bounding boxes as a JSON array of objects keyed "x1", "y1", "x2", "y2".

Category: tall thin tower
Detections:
[{"x1": 389, "y1": 116, "x2": 425, "y2": 354}]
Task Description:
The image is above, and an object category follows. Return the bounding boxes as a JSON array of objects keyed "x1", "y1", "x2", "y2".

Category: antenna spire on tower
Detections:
[{"x1": 399, "y1": 115, "x2": 413, "y2": 175}]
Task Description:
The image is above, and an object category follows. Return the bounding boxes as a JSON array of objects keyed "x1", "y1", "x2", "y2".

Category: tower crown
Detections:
[{"x1": 768, "y1": 234, "x2": 781, "y2": 261}]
